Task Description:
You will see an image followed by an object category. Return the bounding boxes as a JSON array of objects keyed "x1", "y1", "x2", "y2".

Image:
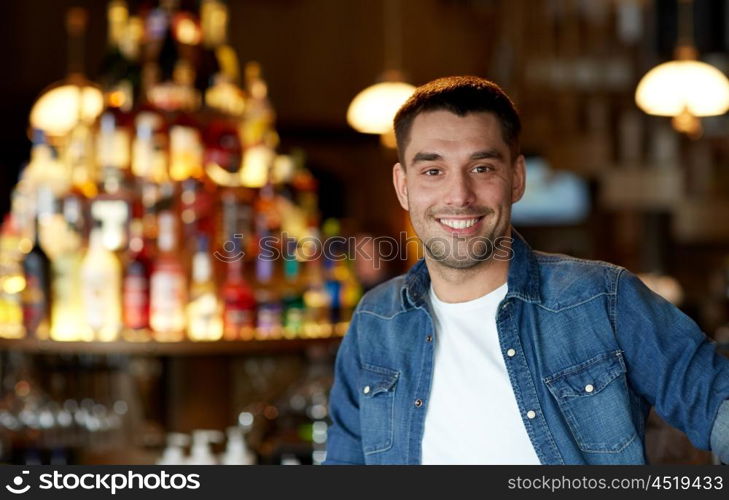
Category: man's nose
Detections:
[{"x1": 443, "y1": 172, "x2": 475, "y2": 206}]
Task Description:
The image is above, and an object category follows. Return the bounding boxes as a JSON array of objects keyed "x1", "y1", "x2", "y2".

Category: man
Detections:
[{"x1": 325, "y1": 76, "x2": 729, "y2": 465}]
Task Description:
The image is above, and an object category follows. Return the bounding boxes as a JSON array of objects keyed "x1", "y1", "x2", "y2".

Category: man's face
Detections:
[{"x1": 393, "y1": 110, "x2": 525, "y2": 269}]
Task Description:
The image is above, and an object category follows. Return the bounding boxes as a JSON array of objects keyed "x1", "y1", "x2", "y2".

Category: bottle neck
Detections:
[{"x1": 107, "y1": 0, "x2": 128, "y2": 49}]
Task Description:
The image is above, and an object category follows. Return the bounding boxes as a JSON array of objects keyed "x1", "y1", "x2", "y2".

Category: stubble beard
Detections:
[{"x1": 412, "y1": 205, "x2": 500, "y2": 270}]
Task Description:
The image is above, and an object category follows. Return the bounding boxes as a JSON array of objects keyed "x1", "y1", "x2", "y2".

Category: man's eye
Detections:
[
  {"x1": 472, "y1": 165, "x2": 492, "y2": 173},
  {"x1": 423, "y1": 169, "x2": 441, "y2": 176}
]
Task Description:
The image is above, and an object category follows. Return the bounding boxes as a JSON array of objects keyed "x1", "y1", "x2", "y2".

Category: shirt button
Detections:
[
  {"x1": 506, "y1": 348, "x2": 516, "y2": 357},
  {"x1": 414, "y1": 399, "x2": 423, "y2": 408},
  {"x1": 585, "y1": 384, "x2": 594, "y2": 393},
  {"x1": 363, "y1": 386, "x2": 371, "y2": 395},
  {"x1": 526, "y1": 410, "x2": 536, "y2": 419},
  {"x1": 425, "y1": 335, "x2": 433, "y2": 343}
]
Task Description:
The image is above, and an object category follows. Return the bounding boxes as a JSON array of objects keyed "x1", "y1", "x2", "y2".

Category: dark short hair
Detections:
[{"x1": 393, "y1": 76, "x2": 521, "y2": 165}]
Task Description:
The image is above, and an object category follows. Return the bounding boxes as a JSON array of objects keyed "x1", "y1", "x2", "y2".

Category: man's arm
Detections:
[
  {"x1": 615, "y1": 270, "x2": 729, "y2": 463},
  {"x1": 324, "y1": 312, "x2": 365, "y2": 465}
]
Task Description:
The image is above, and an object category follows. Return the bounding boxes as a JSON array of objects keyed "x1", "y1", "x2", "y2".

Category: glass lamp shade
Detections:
[
  {"x1": 635, "y1": 59, "x2": 729, "y2": 117},
  {"x1": 30, "y1": 81, "x2": 104, "y2": 136},
  {"x1": 346, "y1": 81, "x2": 415, "y2": 134}
]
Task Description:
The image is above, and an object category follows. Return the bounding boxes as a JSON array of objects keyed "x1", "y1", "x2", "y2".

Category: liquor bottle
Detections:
[
  {"x1": 196, "y1": 0, "x2": 222, "y2": 93},
  {"x1": 22, "y1": 130, "x2": 71, "y2": 202},
  {"x1": 49, "y1": 228, "x2": 89, "y2": 342},
  {"x1": 132, "y1": 30, "x2": 171, "y2": 183},
  {"x1": 81, "y1": 222, "x2": 123, "y2": 342},
  {"x1": 132, "y1": 107, "x2": 169, "y2": 183},
  {"x1": 240, "y1": 62, "x2": 278, "y2": 189},
  {"x1": 186, "y1": 235, "x2": 223, "y2": 341},
  {"x1": 91, "y1": 168, "x2": 133, "y2": 253},
  {"x1": 123, "y1": 218, "x2": 151, "y2": 340},
  {"x1": 254, "y1": 254, "x2": 282, "y2": 340},
  {"x1": 99, "y1": 0, "x2": 130, "y2": 94},
  {"x1": 63, "y1": 108, "x2": 97, "y2": 199},
  {"x1": 201, "y1": 5, "x2": 246, "y2": 188},
  {"x1": 180, "y1": 177, "x2": 216, "y2": 257},
  {"x1": 150, "y1": 212, "x2": 187, "y2": 341},
  {"x1": 323, "y1": 257, "x2": 342, "y2": 328},
  {"x1": 302, "y1": 257, "x2": 331, "y2": 338},
  {"x1": 281, "y1": 258, "x2": 305, "y2": 339},
  {"x1": 221, "y1": 241, "x2": 256, "y2": 341},
  {"x1": 199, "y1": 0, "x2": 243, "y2": 111},
  {"x1": 0, "y1": 216, "x2": 26, "y2": 339},
  {"x1": 96, "y1": 89, "x2": 133, "y2": 186},
  {"x1": 22, "y1": 219, "x2": 51, "y2": 339},
  {"x1": 166, "y1": 55, "x2": 204, "y2": 182}
]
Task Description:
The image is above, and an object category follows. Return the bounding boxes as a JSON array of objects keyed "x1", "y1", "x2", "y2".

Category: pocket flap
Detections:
[
  {"x1": 544, "y1": 350, "x2": 626, "y2": 399},
  {"x1": 361, "y1": 363, "x2": 399, "y2": 398}
]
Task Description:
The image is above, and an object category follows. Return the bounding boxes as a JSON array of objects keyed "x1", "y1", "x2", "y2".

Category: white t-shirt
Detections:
[{"x1": 421, "y1": 283, "x2": 541, "y2": 464}]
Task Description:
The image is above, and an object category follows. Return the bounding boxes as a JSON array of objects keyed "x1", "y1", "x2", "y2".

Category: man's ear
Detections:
[
  {"x1": 511, "y1": 154, "x2": 526, "y2": 204},
  {"x1": 393, "y1": 163, "x2": 409, "y2": 211}
]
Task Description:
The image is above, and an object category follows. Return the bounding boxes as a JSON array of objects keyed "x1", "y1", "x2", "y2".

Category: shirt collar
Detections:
[{"x1": 400, "y1": 228, "x2": 542, "y2": 310}]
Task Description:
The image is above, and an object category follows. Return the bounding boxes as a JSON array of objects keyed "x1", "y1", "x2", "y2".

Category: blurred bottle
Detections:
[
  {"x1": 157, "y1": 432, "x2": 189, "y2": 465},
  {"x1": 131, "y1": 108, "x2": 169, "y2": 183},
  {"x1": 187, "y1": 235, "x2": 223, "y2": 341},
  {"x1": 219, "y1": 425, "x2": 255, "y2": 465},
  {"x1": 254, "y1": 250, "x2": 282, "y2": 340},
  {"x1": 81, "y1": 223, "x2": 122, "y2": 342},
  {"x1": 150, "y1": 212, "x2": 186, "y2": 341},
  {"x1": 281, "y1": 258, "x2": 305, "y2": 339},
  {"x1": 221, "y1": 242, "x2": 256, "y2": 341},
  {"x1": 186, "y1": 429, "x2": 223, "y2": 465},
  {"x1": 122, "y1": 218, "x2": 151, "y2": 340},
  {"x1": 22, "y1": 218, "x2": 51, "y2": 340},
  {"x1": 1, "y1": 216, "x2": 27, "y2": 339},
  {"x1": 302, "y1": 257, "x2": 331, "y2": 338},
  {"x1": 240, "y1": 62, "x2": 277, "y2": 189},
  {"x1": 167, "y1": 55, "x2": 203, "y2": 182},
  {"x1": 49, "y1": 249, "x2": 88, "y2": 343}
]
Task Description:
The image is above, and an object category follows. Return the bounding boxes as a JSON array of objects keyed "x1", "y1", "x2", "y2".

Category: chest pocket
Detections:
[
  {"x1": 544, "y1": 350, "x2": 637, "y2": 453},
  {"x1": 359, "y1": 363, "x2": 399, "y2": 455}
]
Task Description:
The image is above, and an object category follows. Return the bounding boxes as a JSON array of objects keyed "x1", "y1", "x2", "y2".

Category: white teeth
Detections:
[{"x1": 439, "y1": 218, "x2": 479, "y2": 229}]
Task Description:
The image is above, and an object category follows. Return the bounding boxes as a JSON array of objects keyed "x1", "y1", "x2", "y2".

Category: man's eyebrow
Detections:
[
  {"x1": 411, "y1": 149, "x2": 505, "y2": 165},
  {"x1": 411, "y1": 152, "x2": 442, "y2": 165},
  {"x1": 470, "y1": 149, "x2": 504, "y2": 161}
]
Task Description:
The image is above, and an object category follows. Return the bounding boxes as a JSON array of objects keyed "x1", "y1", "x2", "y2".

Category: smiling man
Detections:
[{"x1": 325, "y1": 76, "x2": 729, "y2": 465}]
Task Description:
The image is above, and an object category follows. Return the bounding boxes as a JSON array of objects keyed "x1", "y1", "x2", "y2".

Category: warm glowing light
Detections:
[
  {"x1": 635, "y1": 59, "x2": 729, "y2": 117},
  {"x1": 347, "y1": 81, "x2": 415, "y2": 134},
  {"x1": 240, "y1": 145, "x2": 274, "y2": 188},
  {"x1": 2, "y1": 276, "x2": 26, "y2": 295},
  {"x1": 176, "y1": 16, "x2": 202, "y2": 45},
  {"x1": 30, "y1": 84, "x2": 104, "y2": 136}
]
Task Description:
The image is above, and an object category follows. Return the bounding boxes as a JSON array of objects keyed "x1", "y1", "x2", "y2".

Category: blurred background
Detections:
[{"x1": 0, "y1": 0, "x2": 728, "y2": 465}]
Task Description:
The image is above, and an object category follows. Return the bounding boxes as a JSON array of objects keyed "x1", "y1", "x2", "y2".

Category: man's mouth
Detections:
[{"x1": 435, "y1": 216, "x2": 485, "y2": 233}]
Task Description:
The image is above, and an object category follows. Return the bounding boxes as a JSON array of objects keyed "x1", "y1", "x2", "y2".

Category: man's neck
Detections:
[{"x1": 426, "y1": 241, "x2": 511, "y2": 304}]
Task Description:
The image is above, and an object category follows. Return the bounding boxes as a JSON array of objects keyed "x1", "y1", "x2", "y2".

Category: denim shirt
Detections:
[{"x1": 325, "y1": 231, "x2": 729, "y2": 465}]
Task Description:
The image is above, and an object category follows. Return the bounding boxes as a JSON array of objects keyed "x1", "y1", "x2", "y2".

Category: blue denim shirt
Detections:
[{"x1": 325, "y1": 231, "x2": 729, "y2": 464}]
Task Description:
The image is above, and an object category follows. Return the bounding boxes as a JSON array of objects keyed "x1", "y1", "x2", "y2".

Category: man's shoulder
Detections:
[
  {"x1": 532, "y1": 251, "x2": 626, "y2": 310},
  {"x1": 354, "y1": 274, "x2": 409, "y2": 319}
]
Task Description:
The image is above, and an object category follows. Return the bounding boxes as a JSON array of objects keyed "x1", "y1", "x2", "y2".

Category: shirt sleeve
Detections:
[
  {"x1": 615, "y1": 269, "x2": 729, "y2": 461},
  {"x1": 324, "y1": 312, "x2": 365, "y2": 465},
  {"x1": 711, "y1": 399, "x2": 729, "y2": 464}
]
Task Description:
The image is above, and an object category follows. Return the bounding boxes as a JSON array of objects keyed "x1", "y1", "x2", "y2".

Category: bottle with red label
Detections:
[
  {"x1": 150, "y1": 211, "x2": 187, "y2": 341},
  {"x1": 221, "y1": 238, "x2": 256, "y2": 340},
  {"x1": 123, "y1": 218, "x2": 151, "y2": 340}
]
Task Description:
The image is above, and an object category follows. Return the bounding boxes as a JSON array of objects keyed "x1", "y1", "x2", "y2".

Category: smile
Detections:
[{"x1": 436, "y1": 216, "x2": 485, "y2": 232}]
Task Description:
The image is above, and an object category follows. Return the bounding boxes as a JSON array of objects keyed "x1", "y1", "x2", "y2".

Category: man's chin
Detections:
[{"x1": 424, "y1": 246, "x2": 494, "y2": 270}]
